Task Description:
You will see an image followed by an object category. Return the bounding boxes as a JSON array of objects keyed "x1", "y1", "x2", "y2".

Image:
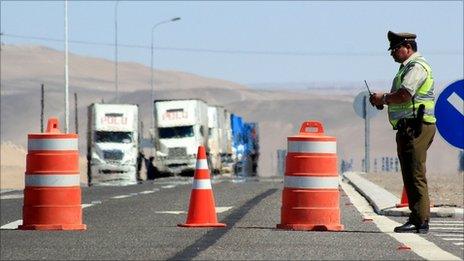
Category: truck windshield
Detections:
[
  {"x1": 159, "y1": 126, "x2": 194, "y2": 139},
  {"x1": 95, "y1": 131, "x2": 133, "y2": 143}
]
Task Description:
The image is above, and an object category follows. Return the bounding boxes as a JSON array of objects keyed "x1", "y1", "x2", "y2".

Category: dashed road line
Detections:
[
  {"x1": 1, "y1": 203, "x2": 97, "y2": 230},
  {"x1": 0, "y1": 194, "x2": 23, "y2": 200},
  {"x1": 139, "y1": 190, "x2": 157, "y2": 194},
  {"x1": 111, "y1": 195, "x2": 132, "y2": 199},
  {"x1": 0, "y1": 220, "x2": 23, "y2": 230}
]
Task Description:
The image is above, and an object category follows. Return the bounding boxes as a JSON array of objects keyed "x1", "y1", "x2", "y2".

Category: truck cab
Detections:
[
  {"x1": 87, "y1": 103, "x2": 139, "y2": 186},
  {"x1": 153, "y1": 99, "x2": 208, "y2": 175}
]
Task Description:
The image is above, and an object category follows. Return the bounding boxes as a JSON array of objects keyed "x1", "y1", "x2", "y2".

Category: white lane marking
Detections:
[
  {"x1": 430, "y1": 220, "x2": 464, "y2": 224},
  {"x1": 0, "y1": 194, "x2": 23, "y2": 200},
  {"x1": 162, "y1": 185, "x2": 177, "y2": 189},
  {"x1": 453, "y1": 242, "x2": 464, "y2": 246},
  {"x1": 435, "y1": 233, "x2": 464, "y2": 237},
  {"x1": 215, "y1": 206, "x2": 233, "y2": 213},
  {"x1": 0, "y1": 189, "x2": 16, "y2": 194},
  {"x1": 341, "y1": 181, "x2": 461, "y2": 260},
  {"x1": 1, "y1": 203, "x2": 98, "y2": 230},
  {"x1": 0, "y1": 220, "x2": 22, "y2": 230},
  {"x1": 139, "y1": 190, "x2": 156, "y2": 194},
  {"x1": 111, "y1": 195, "x2": 131, "y2": 199},
  {"x1": 441, "y1": 238, "x2": 464, "y2": 241},
  {"x1": 447, "y1": 92, "x2": 464, "y2": 116},
  {"x1": 155, "y1": 206, "x2": 233, "y2": 215},
  {"x1": 431, "y1": 223, "x2": 464, "y2": 226},
  {"x1": 430, "y1": 227, "x2": 464, "y2": 230}
]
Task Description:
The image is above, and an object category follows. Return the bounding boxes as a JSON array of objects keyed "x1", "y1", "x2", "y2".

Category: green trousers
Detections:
[{"x1": 396, "y1": 123, "x2": 436, "y2": 224}]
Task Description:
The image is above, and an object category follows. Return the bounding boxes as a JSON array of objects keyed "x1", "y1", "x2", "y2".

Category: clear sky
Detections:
[{"x1": 1, "y1": 1, "x2": 463, "y2": 86}]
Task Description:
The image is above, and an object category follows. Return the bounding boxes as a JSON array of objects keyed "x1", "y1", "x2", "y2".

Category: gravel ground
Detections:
[{"x1": 363, "y1": 172, "x2": 464, "y2": 207}]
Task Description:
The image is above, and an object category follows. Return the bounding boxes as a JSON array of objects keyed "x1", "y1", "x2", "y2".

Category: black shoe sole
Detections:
[
  {"x1": 417, "y1": 228, "x2": 429, "y2": 234},
  {"x1": 394, "y1": 229, "x2": 428, "y2": 234}
]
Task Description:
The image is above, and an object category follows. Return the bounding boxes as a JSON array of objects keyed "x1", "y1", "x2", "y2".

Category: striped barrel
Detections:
[
  {"x1": 277, "y1": 121, "x2": 343, "y2": 231},
  {"x1": 18, "y1": 118, "x2": 86, "y2": 230}
]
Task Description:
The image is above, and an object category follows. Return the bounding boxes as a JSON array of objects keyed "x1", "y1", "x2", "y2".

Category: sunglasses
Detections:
[{"x1": 390, "y1": 45, "x2": 403, "y2": 53}]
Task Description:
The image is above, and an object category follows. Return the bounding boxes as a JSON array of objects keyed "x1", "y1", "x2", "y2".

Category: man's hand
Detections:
[
  {"x1": 369, "y1": 92, "x2": 385, "y2": 110},
  {"x1": 370, "y1": 92, "x2": 384, "y2": 106}
]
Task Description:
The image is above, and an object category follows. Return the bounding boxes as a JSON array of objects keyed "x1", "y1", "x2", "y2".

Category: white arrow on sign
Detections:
[{"x1": 447, "y1": 92, "x2": 464, "y2": 116}]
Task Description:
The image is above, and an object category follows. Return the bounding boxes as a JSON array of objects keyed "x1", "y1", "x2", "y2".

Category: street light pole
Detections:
[
  {"x1": 150, "y1": 17, "x2": 180, "y2": 136},
  {"x1": 64, "y1": 0, "x2": 69, "y2": 133},
  {"x1": 114, "y1": 0, "x2": 120, "y2": 103}
]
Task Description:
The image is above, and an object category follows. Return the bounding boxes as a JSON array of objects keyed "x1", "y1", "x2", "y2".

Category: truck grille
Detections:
[
  {"x1": 103, "y1": 150, "x2": 124, "y2": 161},
  {"x1": 168, "y1": 147, "x2": 187, "y2": 157}
]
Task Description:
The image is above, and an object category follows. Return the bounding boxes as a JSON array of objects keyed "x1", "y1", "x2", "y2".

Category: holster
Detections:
[
  {"x1": 397, "y1": 104, "x2": 425, "y2": 138},
  {"x1": 397, "y1": 118, "x2": 422, "y2": 138}
]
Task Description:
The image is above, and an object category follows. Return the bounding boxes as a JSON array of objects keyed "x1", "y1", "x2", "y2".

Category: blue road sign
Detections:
[
  {"x1": 435, "y1": 80, "x2": 464, "y2": 149},
  {"x1": 353, "y1": 91, "x2": 379, "y2": 119}
]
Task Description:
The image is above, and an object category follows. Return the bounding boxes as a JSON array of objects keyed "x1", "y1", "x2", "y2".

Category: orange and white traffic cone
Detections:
[
  {"x1": 396, "y1": 187, "x2": 408, "y2": 208},
  {"x1": 178, "y1": 146, "x2": 226, "y2": 228}
]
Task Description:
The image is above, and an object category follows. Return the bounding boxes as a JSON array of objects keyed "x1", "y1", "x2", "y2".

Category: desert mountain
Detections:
[{"x1": 0, "y1": 44, "x2": 460, "y2": 189}]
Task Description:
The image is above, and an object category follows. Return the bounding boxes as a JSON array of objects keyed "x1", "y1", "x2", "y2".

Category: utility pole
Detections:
[
  {"x1": 363, "y1": 95, "x2": 370, "y2": 173},
  {"x1": 64, "y1": 0, "x2": 69, "y2": 133},
  {"x1": 114, "y1": 1, "x2": 120, "y2": 103},
  {"x1": 41, "y1": 84, "x2": 45, "y2": 132},
  {"x1": 74, "y1": 92, "x2": 78, "y2": 134}
]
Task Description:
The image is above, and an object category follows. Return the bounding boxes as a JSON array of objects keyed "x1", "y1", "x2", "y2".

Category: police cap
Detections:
[{"x1": 387, "y1": 31, "x2": 417, "y2": 50}]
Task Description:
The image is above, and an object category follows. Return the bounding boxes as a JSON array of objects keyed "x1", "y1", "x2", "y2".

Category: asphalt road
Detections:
[{"x1": 1, "y1": 176, "x2": 463, "y2": 260}]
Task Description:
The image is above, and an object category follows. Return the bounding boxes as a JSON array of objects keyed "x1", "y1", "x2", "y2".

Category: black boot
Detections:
[
  {"x1": 394, "y1": 220, "x2": 429, "y2": 234},
  {"x1": 416, "y1": 221, "x2": 429, "y2": 234}
]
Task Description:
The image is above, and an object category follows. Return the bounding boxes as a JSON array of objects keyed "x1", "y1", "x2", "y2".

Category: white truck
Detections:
[
  {"x1": 207, "y1": 105, "x2": 225, "y2": 174},
  {"x1": 153, "y1": 99, "x2": 208, "y2": 175},
  {"x1": 87, "y1": 103, "x2": 139, "y2": 186}
]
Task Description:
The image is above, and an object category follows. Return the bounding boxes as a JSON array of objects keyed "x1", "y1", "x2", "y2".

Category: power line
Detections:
[{"x1": 2, "y1": 32, "x2": 462, "y2": 57}]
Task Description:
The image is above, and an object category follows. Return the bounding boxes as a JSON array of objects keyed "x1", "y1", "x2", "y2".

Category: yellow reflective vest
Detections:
[{"x1": 388, "y1": 56, "x2": 436, "y2": 129}]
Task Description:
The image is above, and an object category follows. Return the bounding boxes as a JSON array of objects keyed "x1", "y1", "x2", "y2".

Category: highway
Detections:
[{"x1": 1, "y1": 176, "x2": 463, "y2": 260}]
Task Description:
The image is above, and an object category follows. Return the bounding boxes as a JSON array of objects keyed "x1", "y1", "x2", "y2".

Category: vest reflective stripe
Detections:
[
  {"x1": 388, "y1": 57, "x2": 436, "y2": 128},
  {"x1": 192, "y1": 179, "x2": 212, "y2": 190},
  {"x1": 25, "y1": 174, "x2": 80, "y2": 187},
  {"x1": 287, "y1": 141, "x2": 337, "y2": 154},
  {"x1": 389, "y1": 107, "x2": 435, "y2": 120},
  {"x1": 28, "y1": 138, "x2": 78, "y2": 151},
  {"x1": 284, "y1": 176, "x2": 339, "y2": 189},
  {"x1": 195, "y1": 159, "x2": 208, "y2": 170}
]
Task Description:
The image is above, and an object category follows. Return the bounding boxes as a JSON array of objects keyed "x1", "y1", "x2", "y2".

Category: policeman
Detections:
[{"x1": 370, "y1": 31, "x2": 436, "y2": 234}]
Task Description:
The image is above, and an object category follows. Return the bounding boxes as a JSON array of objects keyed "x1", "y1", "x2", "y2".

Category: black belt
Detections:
[{"x1": 422, "y1": 121, "x2": 435, "y2": 125}]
